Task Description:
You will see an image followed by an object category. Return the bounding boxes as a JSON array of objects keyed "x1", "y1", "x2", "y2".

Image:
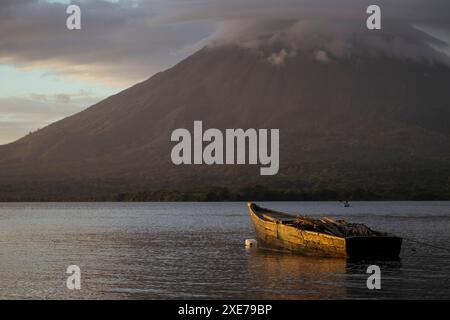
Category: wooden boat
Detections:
[{"x1": 248, "y1": 202, "x2": 402, "y2": 259}]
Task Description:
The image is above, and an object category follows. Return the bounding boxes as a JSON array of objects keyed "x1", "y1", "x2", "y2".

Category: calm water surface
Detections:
[{"x1": 0, "y1": 202, "x2": 449, "y2": 299}]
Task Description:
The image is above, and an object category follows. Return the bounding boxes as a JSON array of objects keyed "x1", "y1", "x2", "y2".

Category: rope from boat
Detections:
[{"x1": 403, "y1": 237, "x2": 450, "y2": 253}]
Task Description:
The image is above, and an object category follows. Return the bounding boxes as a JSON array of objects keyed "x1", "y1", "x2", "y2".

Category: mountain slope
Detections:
[{"x1": 1, "y1": 44, "x2": 450, "y2": 200}]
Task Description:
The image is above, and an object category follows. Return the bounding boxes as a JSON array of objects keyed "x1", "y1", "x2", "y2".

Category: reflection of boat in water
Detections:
[
  {"x1": 245, "y1": 249, "x2": 348, "y2": 299},
  {"x1": 248, "y1": 202, "x2": 402, "y2": 259}
]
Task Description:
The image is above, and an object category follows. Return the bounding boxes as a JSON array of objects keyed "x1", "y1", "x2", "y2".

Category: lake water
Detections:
[{"x1": 0, "y1": 202, "x2": 449, "y2": 300}]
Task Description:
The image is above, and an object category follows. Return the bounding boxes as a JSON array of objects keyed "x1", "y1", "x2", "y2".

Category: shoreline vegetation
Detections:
[
  {"x1": 1, "y1": 185, "x2": 449, "y2": 202},
  {"x1": 112, "y1": 186, "x2": 450, "y2": 202}
]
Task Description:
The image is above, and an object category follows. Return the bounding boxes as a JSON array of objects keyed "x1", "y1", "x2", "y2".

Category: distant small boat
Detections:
[
  {"x1": 343, "y1": 201, "x2": 350, "y2": 207},
  {"x1": 248, "y1": 203, "x2": 402, "y2": 259}
]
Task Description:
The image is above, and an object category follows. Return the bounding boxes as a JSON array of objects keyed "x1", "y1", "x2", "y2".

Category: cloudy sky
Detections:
[{"x1": 0, "y1": 0, "x2": 449, "y2": 144}]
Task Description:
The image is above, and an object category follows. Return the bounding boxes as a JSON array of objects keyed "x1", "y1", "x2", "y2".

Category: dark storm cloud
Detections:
[
  {"x1": 0, "y1": 0, "x2": 216, "y2": 84},
  {"x1": 170, "y1": 0, "x2": 450, "y2": 28},
  {"x1": 183, "y1": 0, "x2": 450, "y2": 66},
  {"x1": 0, "y1": 0, "x2": 449, "y2": 84}
]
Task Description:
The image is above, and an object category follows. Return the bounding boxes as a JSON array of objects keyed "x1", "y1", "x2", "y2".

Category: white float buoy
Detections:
[{"x1": 245, "y1": 239, "x2": 257, "y2": 248}]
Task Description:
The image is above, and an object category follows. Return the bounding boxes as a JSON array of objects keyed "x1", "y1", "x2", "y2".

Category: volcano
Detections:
[{"x1": 1, "y1": 43, "x2": 450, "y2": 200}]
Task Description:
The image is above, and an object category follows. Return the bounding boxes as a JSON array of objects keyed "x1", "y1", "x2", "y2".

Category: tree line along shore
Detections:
[{"x1": 1, "y1": 185, "x2": 447, "y2": 202}]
